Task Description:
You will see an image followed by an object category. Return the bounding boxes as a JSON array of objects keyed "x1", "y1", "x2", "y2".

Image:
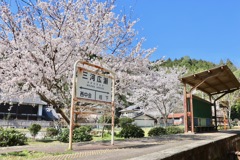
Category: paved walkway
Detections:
[{"x1": 0, "y1": 130, "x2": 239, "y2": 160}]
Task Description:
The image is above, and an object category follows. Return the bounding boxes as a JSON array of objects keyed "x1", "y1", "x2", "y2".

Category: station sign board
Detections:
[
  {"x1": 69, "y1": 61, "x2": 115, "y2": 150},
  {"x1": 76, "y1": 68, "x2": 112, "y2": 103}
]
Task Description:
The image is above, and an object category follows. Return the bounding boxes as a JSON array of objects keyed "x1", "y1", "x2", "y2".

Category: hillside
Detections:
[{"x1": 158, "y1": 56, "x2": 239, "y2": 78}]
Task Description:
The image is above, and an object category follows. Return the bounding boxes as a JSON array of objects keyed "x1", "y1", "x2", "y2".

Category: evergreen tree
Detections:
[
  {"x1": 159, "y1": 56, "x2": 217, "y2": 75},
  {"x1": 226, "y1": 59, "x2": 237, "y2": 72}
]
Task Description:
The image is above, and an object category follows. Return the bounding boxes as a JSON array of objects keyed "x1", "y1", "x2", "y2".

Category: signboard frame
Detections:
[
  {"x1": 68, "y1": 60, "x2": 115, "y2": 150},
  {"x1": 76, "y1": 67, "x2": 113, "y2": 104}
]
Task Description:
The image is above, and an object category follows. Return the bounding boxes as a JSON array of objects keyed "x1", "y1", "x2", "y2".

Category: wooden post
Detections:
[
  {"x1": 183, "y1": 84, "x2": 188, "y2": 133},
  {"x1": 111, "y1": 76, "x2": 115, "y2": 145},
  {"x1": 190, "y1": 93, "x2": 194, "y2": 133},
  {"x1": 111, "y1": 103, "x2": 115, "y2": 145},
  {"x1": 214, "y1": 101, "x2": 217, "y2": 131},
  {"x1": 68, "y1": 60, "x2": 79, "y2": 150},
  {"x1": 223, "y1": 109, "x2": 227, "y2": 130},
  {"x1": 68, "y1": 101, "x2": 74, "y2": 150},
  {"x1": 209, "y1": 95, "x2": 213, "y2": 129}
]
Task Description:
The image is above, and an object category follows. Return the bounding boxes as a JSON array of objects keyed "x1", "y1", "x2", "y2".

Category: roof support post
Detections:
[
  {"x1": 183, "y1": 84, "x2": 188, "y2": 133},
  {"x1": 213, "y1": 101, "x2": 217, "y2": 130},
  {"x1": 190, "y1": 93, "x2": 194, "y2": 133}
]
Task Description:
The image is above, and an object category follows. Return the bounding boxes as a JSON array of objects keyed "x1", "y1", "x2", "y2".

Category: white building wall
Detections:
[
  {"x1": 134, "y1": 119, "x2": 155, "y2": 127},
  {"x1": 38, "y1": 105, "x2": 43, "y2": 116},
  {"x1": 133, "y1": 115, "x2": 155, "y2": 127}
]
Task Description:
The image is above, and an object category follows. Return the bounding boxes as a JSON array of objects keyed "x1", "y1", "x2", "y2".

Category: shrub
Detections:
[
  {"x1": 28, "y1": 124, "x2": 41, "y2": 139},
  {"x1": 166, "y1": 126, "x2": 184, "y2": 134},
  {"x1": 57, "y1": 126, "x2": 93, "y2": 143},
  {"x1": 57, "y1": 128, "x2": 69, "y2": 143},
  {"x1": 119, "y1": 124, "x2": 144, "y2": 138},
  {"x1": 0, "y1": 128, "x2": 27, "y2": 147},
  {"x1": 73, "y1": 126, "x2": 93, "y2": 142},
  {"x1": 148, "y1": 127, "x2": 166, "y2": 137},
  {"x1": 119, "y1": 117, "x2": 133, "y2": 128},
  {"x1": 46, "y1": 127, "x2": 59, "y2": 138}
]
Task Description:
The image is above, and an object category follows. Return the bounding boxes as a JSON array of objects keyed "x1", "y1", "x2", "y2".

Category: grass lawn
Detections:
[
  {"x1": 0, "y1": 150, "x2": 74, "y2": 160},
  {"x1": 91, "y1": 127, "x2": 123, "y2": 141},
  {"x1": 0, "y1": 150, "x2": 49, "y2": 160},
  {"x1": 142, "y1": 127, "x2": 152, "y2": 137},
  {"x1": 27, "y1": 138, "x2": 61, "y2": 145}
]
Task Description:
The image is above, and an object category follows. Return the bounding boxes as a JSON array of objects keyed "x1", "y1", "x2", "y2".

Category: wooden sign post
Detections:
[{"x1": 68, "y1": 61, "x2": 115, "y2": 150}]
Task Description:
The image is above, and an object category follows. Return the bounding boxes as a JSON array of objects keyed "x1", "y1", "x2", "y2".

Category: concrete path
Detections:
[{"x1": 0, "y1": 131, "x2": 239, "y2": 160}]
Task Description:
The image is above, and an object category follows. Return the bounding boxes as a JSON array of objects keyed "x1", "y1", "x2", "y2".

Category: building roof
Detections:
[
  {"x1": 133, "y1": 112, "x2": 157, "y2": 120},
  {"x1": 1, "y1": 96, "x2": 47, "y2": 105},
  {"x1": 119, "y1": 105, "x2": 141, "y2": 113},
  {"x1": 167, "y1": 113, "x2": 184, "y2": 119},
  {"x1": 180, "y1": 65, "x2": 240, "y2": 95}
]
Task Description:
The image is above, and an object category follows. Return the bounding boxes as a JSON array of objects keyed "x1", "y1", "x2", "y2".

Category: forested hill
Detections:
[{"x1": 158, "y1": 56, "x2": 240, "y2": 77}]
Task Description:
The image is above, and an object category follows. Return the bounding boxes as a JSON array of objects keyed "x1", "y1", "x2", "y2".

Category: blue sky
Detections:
[{"x1": 115, "y1": 0, "x2": 240, "y2": 67}]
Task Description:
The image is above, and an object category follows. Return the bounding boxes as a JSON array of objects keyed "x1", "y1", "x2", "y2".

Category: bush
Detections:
[
  {"x1": 118, "y1": 124, "x2": 144, "y2": 138},
  {"x1": 148, "y1": 127, "x2": 166, "y2": 137},
  {"x1": 57, "y1": 128, "x2": 69, "y2": 143},
  {"x1": 119, "y1": 117, "x2": 133, "y2": 128},
  {"x1": 28, "y1": 124, "x2": 41, "y2": 139},
  {"x1": 166, "y1": 126, "x2": 184, "y2": 134},
  {"x1": 73, "y1": 126, "x2": 93, "y2": 142},
  {"x1": 0, "y1": 128, "x2": 27, "y2": 147},
  {"x1": 57, "y1": 126, "x2": 93, "y2": 143},
  {"x1": 46, "y1": 127, "x2": 59, "y2": 138}
]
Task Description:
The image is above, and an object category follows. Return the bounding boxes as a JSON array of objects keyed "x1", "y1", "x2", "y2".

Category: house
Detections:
[
  {"x1": 119, "y1": 106, "x2": 142, "y2": 118},
  {"x1": 132, "y1": 113, "x2": 157, "y2": 127},
  {"x1": 119, "y1": 106, "x2": 157, "y2": 127},
  {"x1": 167, "y1": 113, "x2": 184, "y2": 125},
  {"x1": 120, "y1": 106, "x2": 185, "y2": 127},
  {"x1": 0, "y1": 96, "x2": 59, "y2": 128}
]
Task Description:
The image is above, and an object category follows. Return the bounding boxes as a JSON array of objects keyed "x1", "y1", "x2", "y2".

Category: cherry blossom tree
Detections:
[
  {"x1": 0, "y1": 0, "x2": 155, "y2": 123},
  {"x1": 128, "y1": 66, "x2": 184, "y2": 127}
]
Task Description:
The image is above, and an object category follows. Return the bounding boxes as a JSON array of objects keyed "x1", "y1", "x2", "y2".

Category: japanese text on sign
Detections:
[{"x1": 76, "y1": 68, "x2": 112, "y2": 103}]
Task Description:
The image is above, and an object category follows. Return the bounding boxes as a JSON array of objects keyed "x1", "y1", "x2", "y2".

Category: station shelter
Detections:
[{"x1": 180, "y1": 65, "x2": 240, "y2": 133}]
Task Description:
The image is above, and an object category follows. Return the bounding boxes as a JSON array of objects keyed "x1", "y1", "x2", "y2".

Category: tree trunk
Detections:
[
  {"x1": 157, "y1": 117, "x2": 160, "y2": 125},
  {"x1": 163, "y1": 116, "x2": 167, "y2": 127},
  {"x1": 101, "y1": 125, "x2": 105, "y2": 138},
  {"x1": 228, "y1": 105, "x2": 232, "y2": 129},
  {"x1": 55, "y1": 108, "x2": 70, "y2": 125}
]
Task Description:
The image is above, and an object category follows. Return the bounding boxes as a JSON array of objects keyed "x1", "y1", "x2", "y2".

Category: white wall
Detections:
[
  {"x1": 134, "y1": 119, "x2": 155, "y2": 127},
  {"x1": 38, "y1": 105, "x2": 43, "y2": 116},
  {"x1": 133, "y1": 115, "x2": 155, "y2": 127}
]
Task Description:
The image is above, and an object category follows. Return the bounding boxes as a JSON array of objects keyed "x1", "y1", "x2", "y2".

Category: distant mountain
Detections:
[{"x1": 155, "y1": 56, "x2": 239, "y2": 77}]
